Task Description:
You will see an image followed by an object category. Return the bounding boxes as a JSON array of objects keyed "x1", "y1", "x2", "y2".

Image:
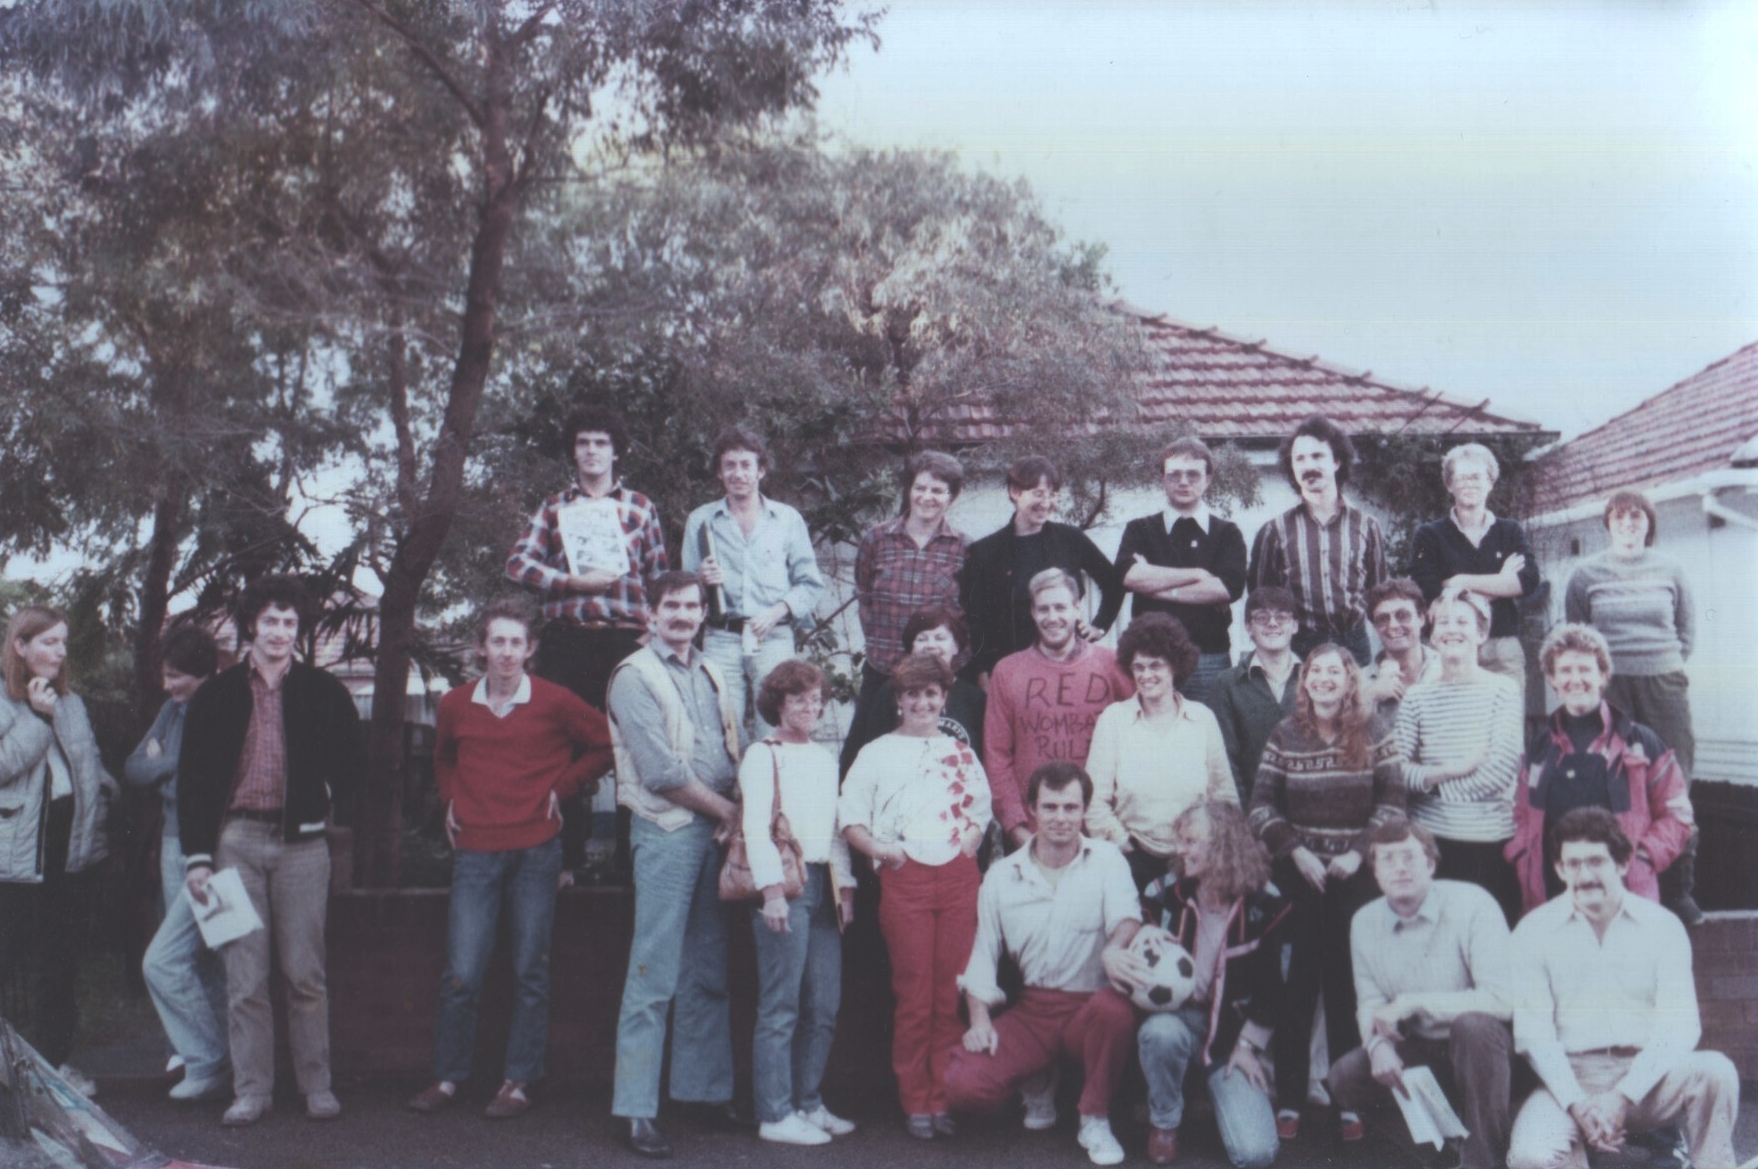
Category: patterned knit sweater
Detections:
[{"x1": 1247, "y1": 714, "x2": 1406, "y2": 860}]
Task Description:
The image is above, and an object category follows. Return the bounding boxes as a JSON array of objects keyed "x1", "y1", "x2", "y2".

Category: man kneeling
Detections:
[
  {"x1": 944, "y1": 762, "x2": 1142, "y2": 1166},
  {"x1": 1325, "y1": 820, "x2": 1514, "y2": 1169}
]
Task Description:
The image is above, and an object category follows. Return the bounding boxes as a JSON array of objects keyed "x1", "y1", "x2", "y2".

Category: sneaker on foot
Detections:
[
  {"x1": 1078, "y1": 1116, "x2": 1126, "y2": 1166},
  {"x1": 305, "y1": 1089, "x2": 342, "y2": 1120},
  {"x1": 166, "y1": 1054, "x2": 186, "y2": 1075},
  {"x1": 906, "y1": 1114, "x2": 936, "y2": 1140},
  {"x1": 1275, "y1": 1110, "x2": 1301, "y2": 1140},
  {"x1": 169, "y1": 1073, "x2": 230, "y2": 1103},
  {"x1": 932, "y1": 1112, "x2": 957, "y2": 1137},
  {"x1": 1339, "y1": 1111, "x2": 1364, "y2": 1142},
  {"x1": 1021, "y1": 1065, "x2": 1059, "y2": 1131},
  {"x1": 797, "y1": 1106, "x2": 855, "y2": 1136},
  {"x1": 56, "y1": 1065, "x2": 97, "y2": 1099},
  {"x1": 223, "y1": 1095, "x2": 272, "y2": 1127},
  {"x1": 758, "y1": 1113, "x2": 832, "y2": 1145}
]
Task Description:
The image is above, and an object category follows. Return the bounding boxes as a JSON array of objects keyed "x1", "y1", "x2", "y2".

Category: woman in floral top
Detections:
[{"x1": 841, "y1": 652, "x2": 991, "y2": 1141}]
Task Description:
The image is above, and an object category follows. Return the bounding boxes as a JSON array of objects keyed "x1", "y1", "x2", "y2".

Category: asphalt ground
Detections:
[{"x1": 97, "y1": 1071, "x2": 1756, "y2": 1169}]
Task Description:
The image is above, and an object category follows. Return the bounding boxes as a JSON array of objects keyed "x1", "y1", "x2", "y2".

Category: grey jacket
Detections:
[{"x1": 0, "y1": 690, "x2": 117, "y2": 882}]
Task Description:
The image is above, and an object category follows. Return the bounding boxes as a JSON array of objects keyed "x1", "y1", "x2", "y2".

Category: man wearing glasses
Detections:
[
  {"x1": 1113, "y1": 438, "x2": 1248, "y2": 705},
  {"x1": 1202, "y1": 586, "x2": 1301, "y2": 804}
]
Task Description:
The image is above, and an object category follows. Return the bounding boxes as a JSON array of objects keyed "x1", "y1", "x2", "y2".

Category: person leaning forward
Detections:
[{"x1": 607, "y1": 570, "x2": 746, "y2": 1159}]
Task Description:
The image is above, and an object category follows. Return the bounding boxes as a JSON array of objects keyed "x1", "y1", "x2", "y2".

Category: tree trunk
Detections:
[
  {"x1": 355, "y1": 34, "x2": 523, "y2": 888},
  {"x1": 132, "y1": 477, "x2": 185, "y2": 726}
]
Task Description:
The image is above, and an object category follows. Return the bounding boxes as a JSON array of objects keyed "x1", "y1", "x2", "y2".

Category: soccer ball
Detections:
[{"x1": 1124, "y1": 929, "x2": 1198, "y2": 1013}]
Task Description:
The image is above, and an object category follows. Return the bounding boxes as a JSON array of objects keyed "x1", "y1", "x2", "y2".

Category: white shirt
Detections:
[
  {"x1": 738, "y1": 740, "x2": 853, "y2": 891},
  {"x1": 959, "y1": 836, "x2": 1141, "y2": 1006},
  {"x1": 1082, "y1": 695, "x2": 1237, "y2": 857},
  {"x1": 1511, "y1": 888, "x2": 1700, "y2": 1110},
  {"x1": 470, "y1": 675, "x2": 532, "y2": 719},
  {"x1": 838, "y1": 733, "x2": 991, "y2": 866},
  {"x1": 1162, "y1": 503, "x2": 1213, "y2": 535}
]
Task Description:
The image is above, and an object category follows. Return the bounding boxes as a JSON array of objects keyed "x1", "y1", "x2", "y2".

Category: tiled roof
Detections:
[
  {"x1": 1535, "y1": 341, "x2": 1758, "y2": 511},
  {"x1": 918, "y1": 303, "x2": 1548, "y2": 445}
]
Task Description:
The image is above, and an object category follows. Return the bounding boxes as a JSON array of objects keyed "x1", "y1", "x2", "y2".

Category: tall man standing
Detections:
[
  {"x1": 1114, "y1": 437, "x2": 1248, "y2": 704},
  {"x1": 607, "y1": 571, "x2": 745, "y2": 1158},
  {"x1": 1248, "y1": 415, "x2": 1388, "y2": 664},
  {"x1": 1506, "y1": 808, "x2": 1738, "y2": 1169},
  {"x1": 179, "y1": 575, "x2": 362, "y2": 1127},
  {"x1": 985, "y1": 570, "x2": 1133, "y2": 851},
  {"x1": 406, "y1": 599, "x2": 612, "y2": 1120},
  {"x1": 682, "y1": 425, "x2": 825, "y2": 738}
]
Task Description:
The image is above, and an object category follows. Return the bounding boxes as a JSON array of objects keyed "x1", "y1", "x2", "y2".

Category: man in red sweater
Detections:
[
  {"x1": 985, "y1": 569, "x2": 1133, "y2": 849},
  {"x1": 407, "y1": 598, "x2": 612, "y2": 1119}
]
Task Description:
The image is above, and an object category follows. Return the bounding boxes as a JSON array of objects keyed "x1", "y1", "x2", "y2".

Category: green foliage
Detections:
[{"x1": 1351, "y1": 432, "x2": 1553, "y2": 567}]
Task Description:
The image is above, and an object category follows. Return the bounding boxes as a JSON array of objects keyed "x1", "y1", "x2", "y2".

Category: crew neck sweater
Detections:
[{"x1": 1564, "y1": 550, "x2": 1694, "y2": 676}]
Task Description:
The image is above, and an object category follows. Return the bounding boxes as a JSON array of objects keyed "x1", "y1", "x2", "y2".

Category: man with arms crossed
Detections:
[
  {"x1": 1114, "y1": 437, "x2": 1248, "y2": 704},
  {"x1": 407, "y1": 599, "x2": 612, "y2": 1119},
  {"x1": 179, "y1": 575, "x2": 362, "y2": 1126},
  {"x1": 607, "y1": 571, "x2": 745, "y2": 1158},
  {"x1": 1326, "y1": 819, "x2": 1514, "y2": 1169},
  {"x1": 944, "y1": 762, "x2": 1143, "y2": 1166},
  {"x1": 1506, "y1": 807, "x2": 1738, "y2": 1169}
]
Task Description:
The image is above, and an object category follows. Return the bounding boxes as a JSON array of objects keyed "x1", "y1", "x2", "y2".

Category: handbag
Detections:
[{"x1": 719, "y1": 740, "x2": 808, "y2": 902}]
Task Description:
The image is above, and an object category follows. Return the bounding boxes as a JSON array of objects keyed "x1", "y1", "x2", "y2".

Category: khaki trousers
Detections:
[
  {"x1": 217, "y1": 819, "x2": 332, "y2": 1099},
  {"x1": 1506, "y1": 1049, "x2": 1738, "y2": 1169}
]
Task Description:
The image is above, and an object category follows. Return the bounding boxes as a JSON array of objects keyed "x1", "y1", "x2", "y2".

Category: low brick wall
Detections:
[{"x1": 325, "y1": 890, "x2": 1758, "y2": 1089}]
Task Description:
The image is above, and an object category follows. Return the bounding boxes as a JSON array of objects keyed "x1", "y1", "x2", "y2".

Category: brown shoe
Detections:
[
  {"x1": 484, "y1": 1081, "x2": 531, "y2": 1120},
  {"x1": 406, "y1": 1082, "x2": 457, "y2": 1113},
  {"x1": 1148, "y1": 1125, "x2": 1179, "y2": 1164}
]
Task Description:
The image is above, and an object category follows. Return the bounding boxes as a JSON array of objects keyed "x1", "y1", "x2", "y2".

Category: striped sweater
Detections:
[
  {"x1": 1394, "y1": 673, "x2": 1523, "y2": 843},
  {"x1": 1248, "y1": 714, "x2": 1405, "y2": 860}
]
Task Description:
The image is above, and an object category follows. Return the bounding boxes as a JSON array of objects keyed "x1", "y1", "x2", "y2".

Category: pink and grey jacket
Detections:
[{"x1": 1505, "y1": 701, "x2": 1693, "y2": 915}]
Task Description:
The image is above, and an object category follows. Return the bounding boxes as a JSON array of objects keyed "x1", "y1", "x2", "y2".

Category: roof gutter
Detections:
[{"x1": 1526, "y1": 468, "x2": 1758, "y2": 531}]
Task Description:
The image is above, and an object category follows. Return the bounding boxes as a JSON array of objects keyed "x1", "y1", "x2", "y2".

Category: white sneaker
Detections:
[
  {"x1": 1078, "y1": 1116, "x2": 1126, "y2": 1166},
  {"x1": 759, "y1": 1113, "x2": 833, "y2": 1146},
  {"x1": 56, "y1": 1065, "x2": 97, "y2": 1099},
  {"x1": 166, "y1": 1054, "x2": 186, "y2": 1075},
  {"x1": 798, "y1": 1106, "x2": 856, "y2": 1136},
  {"x1": 168, "y1": 1073, "x2": 230, "y2": 1102},
  {"x1": 1021, "y1": 1065, "x2": 1059, "y2": 1131}
]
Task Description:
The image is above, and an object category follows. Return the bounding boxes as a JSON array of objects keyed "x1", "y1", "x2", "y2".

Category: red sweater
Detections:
[
  {"x1": 983, "y1": 642, "x2": 1134, "y2": 834},
  {"x1": 434, "y1": 676, "x2": 613, "y2": 852}
]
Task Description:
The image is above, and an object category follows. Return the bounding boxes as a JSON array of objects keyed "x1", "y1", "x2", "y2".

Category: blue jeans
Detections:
[
  {"x1": 750, "y1": 864, "x2": 842, "y2": 1123},
  {"x1": 433, "y1": 836, "x2": 562, "y2": 1084},
  {"x1": 1139, "y1": 1008, "x2": 1279, "y2": 1169},
  {"x1": 142, "y1": 836, "x2": 230, "y2": 1082},
  {"x1": 701, "y1": 625, "x2": 796, "y2": 739},
  {"x1": 612, "y1": 816, "x2": 735, "y2": 1119},
  {"x1": 1181, "y1": 652, "x2": 1233, "y2": 706}
]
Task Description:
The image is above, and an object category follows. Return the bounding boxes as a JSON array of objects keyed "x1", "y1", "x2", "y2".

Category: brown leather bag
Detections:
[{"x1": 719, "y1": 741, "x2": 807, "y2": 902}]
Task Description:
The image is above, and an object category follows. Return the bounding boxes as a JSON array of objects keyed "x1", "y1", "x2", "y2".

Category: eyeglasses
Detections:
[{"x1": 1249, "y1": 612, "x2": 1295, "y2": 628}]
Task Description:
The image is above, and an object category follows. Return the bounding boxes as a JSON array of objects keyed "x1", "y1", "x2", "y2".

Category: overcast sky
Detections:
[{"x1": 812, "y1": 0, "x2": 1758, "y2": 441}]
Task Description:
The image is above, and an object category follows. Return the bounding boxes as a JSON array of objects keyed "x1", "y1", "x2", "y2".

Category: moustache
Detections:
[{"x1": 1301, "y1": 470, "x2": 1325, "y2": 484}]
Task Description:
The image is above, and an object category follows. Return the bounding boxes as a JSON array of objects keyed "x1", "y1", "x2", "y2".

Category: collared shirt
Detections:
[
  {"x1": 1248, "y1": 499, "x2": 1389, "y2": 638},
  {"x1": 1351, "y1": 880, "x2": 1513, "y2": 1050},
  {"x1": 1365, "y1": 645, "x2": 1442, "y2": 719},
  {"x1": 504, "y1": 483, "x2": 669, "y2": 630},
  {"x1": 1512, "y1": 888, "x2": 1700, "y2": 1111},
  {"x1": 605, "y1": 642, "x2": 740, "y2": 796},
  {"x1": 470, "y1": 674, "x2": 532, "y2": 719},
  {"x1": 682, "y1": 494, "x2": 825, "y2": 623},
  {"x1": 229, "y1": 657, "x2": 288, "y2": 813},
  {"x1": 1113, "y1": 504, "x2": 1248, "y2": 655},
  {"x1": 853, "y1": 515, "x2": 967, "y2": 675},
  {"x1": 1203, "y1": 650, "x2": 1301, "y2": 804},
  {"x1": 1083, "y1": 695, "x2": 1238, "y2": 857},
  {"x1": 959, "y1": 836, "x2": 1141, "y2": 1006}
]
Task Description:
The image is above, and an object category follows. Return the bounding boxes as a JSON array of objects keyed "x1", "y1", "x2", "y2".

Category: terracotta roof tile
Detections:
[{"x1": 1536, "y1": 341, "x2": 1758, "y2": 510}]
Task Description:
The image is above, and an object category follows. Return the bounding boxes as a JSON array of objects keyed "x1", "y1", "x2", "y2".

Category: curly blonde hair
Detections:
[{"x1": 1173, "y1": 801, "x2": 1271, "y2": 902}]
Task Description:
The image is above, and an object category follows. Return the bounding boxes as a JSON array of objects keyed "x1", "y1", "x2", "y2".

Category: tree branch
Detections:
[{"x1": 346, "y1": 0, "x2": 486, "y2": 130}]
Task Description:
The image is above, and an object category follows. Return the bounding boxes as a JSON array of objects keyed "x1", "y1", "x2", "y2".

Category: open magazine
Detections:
[{"x1": 1391, "y1": 1065, "x2": 1470, "y2": 1150}]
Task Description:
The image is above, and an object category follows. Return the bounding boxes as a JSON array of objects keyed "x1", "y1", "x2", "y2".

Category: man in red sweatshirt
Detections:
[
  {"x1": 407, "y1": 597, "x2": 612, "y2": 1119},
  {"x1": 985, "y1": 569, "x2": 1133, "y2": 849}
]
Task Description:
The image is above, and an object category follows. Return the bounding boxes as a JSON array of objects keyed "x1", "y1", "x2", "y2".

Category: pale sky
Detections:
[{"x1": 813, "y1": 0, "x2": 1758, "y2": 440}]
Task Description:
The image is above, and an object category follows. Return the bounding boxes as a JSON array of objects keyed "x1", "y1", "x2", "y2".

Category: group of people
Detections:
[{"x1": 0, "y1": 404, "x2": 1734, "y2": 1169}]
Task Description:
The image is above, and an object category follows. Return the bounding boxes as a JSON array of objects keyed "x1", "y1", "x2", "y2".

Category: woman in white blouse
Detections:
[
  {"x1": 1084, "y1": 612, "x2": 1237, "y2": 891},
  {"x1": 741, "y1": 660, "x2": 856, "y2": 1146},
  {"x1": 840, "y1": 652, "x2": 991, "y2": 1141}
]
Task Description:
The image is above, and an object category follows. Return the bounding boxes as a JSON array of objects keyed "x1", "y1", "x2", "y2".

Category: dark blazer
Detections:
[
  {"x1": 178, "y1": 659, "x2": 364, "y2": 867},
  {"x1": 957, "y1": 520, "x2": 1123, "y2": 679},
  {"x1": 1141, "y1": 874, "x2": 1292, "y2": 1067}
]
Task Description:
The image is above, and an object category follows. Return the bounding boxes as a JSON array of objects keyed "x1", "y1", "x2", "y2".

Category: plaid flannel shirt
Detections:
[
  {"x1": 853, "y1": 515, "x2": 967, "y2": 675},
  {"x1": 504, "y1": 483, "x2": 668, "y2": 629}
]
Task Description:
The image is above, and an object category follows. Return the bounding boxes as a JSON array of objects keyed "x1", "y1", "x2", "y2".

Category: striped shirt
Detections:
[
  {"x1": 1248, "y1": 500, "x2": 1389, "y2": 639},
  {"x1": 504, "y1": 483, "x2": 668, "y2": 629},
  {"x1": 1248, "y1": 715, "x2": 1405, "y2": 860},
  {"x1": 229, "y1": 662, "x2": 287, "y2": 813},
  {"x1": 853, "y1": 515, "x2": 967, "y2": 675},
  {"x1": 1394, "y1": 673, "x2": 1523, "y2": 842}
]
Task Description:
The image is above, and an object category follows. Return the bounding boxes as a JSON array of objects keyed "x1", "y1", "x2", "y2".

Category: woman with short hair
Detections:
[
  {"x1": 740, "y1": 659, "x2": 856, "y2": 1144},
  {"x1": 1084, "y1": 613, "x2": 1237, "y2": 891},
  {"x1": 839, "y1": 604, "x2": 986, "y2": 774},
  {"x1": 840, "y1": 652, "x2": 991, "y2": 1140},
  {"x1": 0, "y1": 605, "x2": 118, "y2": 1096}
]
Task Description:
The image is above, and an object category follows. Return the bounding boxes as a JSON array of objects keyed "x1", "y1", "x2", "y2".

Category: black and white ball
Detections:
[{"x1": 1125, "y1": 929, "x2": 1198, "y2": 1013}]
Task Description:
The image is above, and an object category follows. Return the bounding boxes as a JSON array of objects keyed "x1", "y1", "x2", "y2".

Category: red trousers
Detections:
[
  {"x1": 944, "y1": 986, "x2": 1138, "y2": 1119},
  {"x1": 878, "y1": 855, "x2": 980, "y2": 1115}
]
